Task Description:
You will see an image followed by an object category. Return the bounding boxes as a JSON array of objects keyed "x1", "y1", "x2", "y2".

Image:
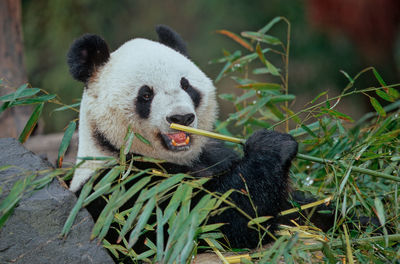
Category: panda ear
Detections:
[
  {"x1": 67, "y1": 34, "x2": 110, "y2": 83},
  {"x1": 155, "y1": 25, "x2": 188, "y2": 56}
]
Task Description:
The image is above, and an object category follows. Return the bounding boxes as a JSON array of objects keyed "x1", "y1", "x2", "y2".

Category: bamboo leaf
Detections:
[
  {"x1": 143, "y1": 173, "x2": 186, "y2": 200},
  {"x1": 62, "y1": 177, "x2": 94, "y2": 237},
  {"x1": 83, "y1": 183, "x2": 111, "y2": 207},
  {"x1": 135, "y1": 133, "x2": 151, "y2": 145},
  {"x1": 372, "y1": 68, "x2": 387, "y2": 89},
  {"x1": 374, "y1": 197, "x2": 386, "y2": 227},
  {"x1": 258, "y1": 16, "x2": 282, "y2": 34},
  {"x1": 241, "y1": 31, "x2": 282, "y2": 45},
  {"x1": 19, "y1": 103, "x2": 44, "y2": 143},
  {"x1": 216, "y1": 30, "x2": 254, "y2": 51},
  {"x1": 57, "y1": 121, "x2": 76, "y2": 167},
  {"x1": 93, "y1": 166, "x2": 121, "y2": 190},
  {"x1": 10, "y1": 94, "x2": 56, "y2": 106},
  {"x1": 91, "y1": 187, "x2": 121, "y2": 239},
  {"x1": 340, "y1": 70, "x2": 354, "y2": 84},
  {"x1": 128, "y1": 196, "x2": 156, "y2": 248},
  {"x1": 376, "y1": 89, "x2": 394, "y2": 102},
  {"x1": 311, "y1": 91, "x2": 328, "y2": 104},
  {"x1": 198, "y1": 223, "x2": 225, "y2": 233},
  {"x1": 0, "y1": 88, "x2": 40, "y2": 102},
  {"x1": 156, "y1": 206, "x2": 164, "y2": 263},
  {"x1": 52, "y1": 102, "x2": 81, "y2": 112},
  {"x1": 370, "y1": 97, "x2": 386, "y2": 117},
  {"x1": 247, "y1": 216, "x2": 274, "y2": 228},
  {"x1": 117, "y1": 190, "x2": 147, "y2": 243}
]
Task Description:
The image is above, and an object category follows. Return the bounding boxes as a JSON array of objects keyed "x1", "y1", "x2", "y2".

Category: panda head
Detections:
[{"x1": 67, "y1": 25, "x2": 217, "y2": 166}]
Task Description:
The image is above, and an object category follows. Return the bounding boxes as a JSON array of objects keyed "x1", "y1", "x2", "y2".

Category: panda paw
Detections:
[{"x1": 244, "y1": 129, "x2": 298, "y2": 163}]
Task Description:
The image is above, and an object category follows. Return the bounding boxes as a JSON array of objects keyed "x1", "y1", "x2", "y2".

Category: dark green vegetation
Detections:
[{"x1": 1, "y1": 18, "x2": 400, "y2": 263}]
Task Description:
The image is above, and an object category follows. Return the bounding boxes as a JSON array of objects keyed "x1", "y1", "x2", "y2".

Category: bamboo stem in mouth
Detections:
[{"x1": 170, "y1": 123, "x2": 246, "y2": 144}]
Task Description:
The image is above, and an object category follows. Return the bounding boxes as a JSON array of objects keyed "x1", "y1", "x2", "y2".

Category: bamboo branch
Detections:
[{"x1": 170, "y1": 123, "x2": 399, "y2": 182}]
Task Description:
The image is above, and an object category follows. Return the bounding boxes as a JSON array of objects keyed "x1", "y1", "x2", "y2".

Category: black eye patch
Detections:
[
  {"x1": 180, "y1": 77, "x2": 201, "y2": 108},
  {"x1": 135, "y1": 85, "x2": 154, "y2": 119}
]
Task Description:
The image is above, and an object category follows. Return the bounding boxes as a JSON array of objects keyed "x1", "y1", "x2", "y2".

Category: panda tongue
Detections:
[{"x1": 168, "y1": 132, "x2": 187, "y2": 144}]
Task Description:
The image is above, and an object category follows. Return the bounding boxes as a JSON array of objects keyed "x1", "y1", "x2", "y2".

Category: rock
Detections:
[
  {"x1": 0, "y1": 138, "x2": 113, "y2": 264},
  {"x1": 24, "y1": 132, "x2": 78, "y2": 167}
]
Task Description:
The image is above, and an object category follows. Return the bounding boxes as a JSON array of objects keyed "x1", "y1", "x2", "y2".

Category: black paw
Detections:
[{"x1": 244, "y1": 129, "x2": 298, "y2": 164}]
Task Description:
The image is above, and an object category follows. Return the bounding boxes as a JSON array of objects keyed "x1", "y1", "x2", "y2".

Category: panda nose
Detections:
[{"x1": 166, "y1": 113, "x2": 195, "y2": 126}]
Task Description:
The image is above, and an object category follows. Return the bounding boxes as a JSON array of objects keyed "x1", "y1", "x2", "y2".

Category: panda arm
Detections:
[{"x1": 200, "y1": 130, "x2": 298, "y2": 248}]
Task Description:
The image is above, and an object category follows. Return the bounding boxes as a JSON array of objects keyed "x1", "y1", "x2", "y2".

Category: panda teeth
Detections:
[{"x1": 160, "y1": 133, "x2": 191, "y2": 151}]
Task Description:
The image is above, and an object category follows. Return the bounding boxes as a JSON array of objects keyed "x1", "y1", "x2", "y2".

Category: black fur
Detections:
[
  {"x1": 135, "y1": 85, "x2": 154, "y2": 119},
  {"x1": 156, "y1": 25, "x2": 188, "y2": 56},
  {"x1": 181, "y1": 77, "x2": 201, "y2": 108},
  {"x1": 200, "y1": 130, "x2": 298, "y2": 247},
  {"x1": 93, "y1": 129, "x2": 120, "y2": 154},
  {"x1": 67, "y1": 34, "x2": 110, "y2": 83}
]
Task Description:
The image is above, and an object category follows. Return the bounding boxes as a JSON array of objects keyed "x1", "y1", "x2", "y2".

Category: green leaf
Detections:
[
  {"x1": 156, "y1": 206, "x2": 164, "y2": 263},
  {"x1": 375, "y1": 89, "x2": 394, "y2": 102},
  {"x1": 18, "y1": 103, "x2": 44, "y2": 143},
  {"x1": 198, "y1": 223, "x2": 225, "y2": 233},
  {"x1": 311, "y1": 91, "x2": 328, "y2": 104},
  {"x1": 241, "y1": 31, "x2": 282, "y2": 45},
  {"x1": 57, "y1": 121, "x2": 76, "y2": 167},
  {"x1": 370, "y1": 97, "x2": 386, "y2": 117},
  {"x1": 372, "y1": 68, "x2": 387, "y2": 88},
  {"x1": 128, "y1": 196, "x2": 156, "y2": 248},
  {"x1": 388, "y1": 87, "x2": 400, "y2": 99},
  {"x1": 0, "y1": 88, "x2": 40, "y2": 102},
  {"x1": 321, "y1": 108, "x2": 354, "y2": 122},
  {"x1": 52, "y1": 102, "x2": 81, "y2": 112},
  {"x1": 117, "y1": 190, "x2": 147, "y2": 242},
  {"x1": 10, "y1": 94, "x2": 56, "y2": 106},
  {"x1": 258, "y1": 16, "x2": 282, "y2": 34},
  {"x1": 91, "y1": 187, "x2": 121, "y2": 239},
  {"x1": 270, "y1": 94, "x2": 295, "y2": 103},
  {"x1": 93, "y1": 166, "x2": 122, "y2": 190},
  {"x1": 340, "y1": 70, "x2": 354, "y2": 84},
  {"x1": 135, "y1": 133, "x2": 151, "y2": 145},
  {"x1": 83, "y1": 183, "x2": 111, "y2": 207},
  {"x1": 374, "y1": 197, "x2": 386, "y2": 226},
  {"x1": 218, "y1": 93, "x2": 235, "y2": 102},
  {"x1": 144, "y1": 174, "x2": 186, "y2": 200},
  {"x1": 247, "y1": 216, "x2": 274, "y2": 228},
  {"x1": 237, "y1": 96, "x2": 271, "y2": 125},
  {"x1": 234, "y1": 90, "x2": 256, "y2": 105},
  {"x1": 62, "y1": 177, "x2": 94, "y2": 236}
]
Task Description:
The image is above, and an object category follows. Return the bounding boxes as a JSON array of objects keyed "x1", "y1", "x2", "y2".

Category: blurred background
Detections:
[{"x1": 3, "y1": 0, "x2": 400, "y2": 134}]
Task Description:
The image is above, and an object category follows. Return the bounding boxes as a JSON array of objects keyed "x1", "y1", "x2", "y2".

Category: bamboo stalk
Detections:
[
  {"x1": 170, "y1": 123, "x2": 399, "y2": 182},
  {"x1": 170, "y1": 123, "x2": 245, "y2": 144}
]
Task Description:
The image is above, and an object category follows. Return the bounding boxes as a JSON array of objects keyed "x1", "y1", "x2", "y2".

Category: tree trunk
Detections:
[{"x1": 0, "y1": 0, "x2": 31, "y2": 138}]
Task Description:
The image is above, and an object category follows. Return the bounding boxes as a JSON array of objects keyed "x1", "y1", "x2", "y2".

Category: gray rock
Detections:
[{"x1": 0, "y1": 138, "x2": 113, "y2": 264}]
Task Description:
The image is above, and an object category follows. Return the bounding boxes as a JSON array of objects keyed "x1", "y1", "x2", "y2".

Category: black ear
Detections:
[
  {"x1": 155, "y1": 25, "x2": 188, "y2": 56},
  {"x1": 67, "y1": 34, "x2": 110, "y2": 83}
]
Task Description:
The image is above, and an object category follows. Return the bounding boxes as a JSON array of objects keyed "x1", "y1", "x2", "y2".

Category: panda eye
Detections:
[
  {"x1": 138, "y1": 85, "x2": 154, "y2": 101},
  {"x1": 180, "y1": 77, "x2": 189, "y2": 90}
]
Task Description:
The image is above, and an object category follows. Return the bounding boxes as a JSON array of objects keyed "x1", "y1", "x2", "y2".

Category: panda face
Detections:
[{"x1": 72, "y1": 36, "x2": 217, "y2": 166}]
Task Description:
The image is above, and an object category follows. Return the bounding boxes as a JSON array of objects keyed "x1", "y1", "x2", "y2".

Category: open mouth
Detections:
[{"x1": 160, "y1": 131, "x2": 191, "y2": 151}]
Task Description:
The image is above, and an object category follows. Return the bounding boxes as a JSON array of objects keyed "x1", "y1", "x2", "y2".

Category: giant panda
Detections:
[{"x1": 67, "y1": 25, "x2": 299, "y2": 250}]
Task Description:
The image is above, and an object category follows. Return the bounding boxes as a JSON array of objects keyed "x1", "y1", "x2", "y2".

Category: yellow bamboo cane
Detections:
[{"x1": 170, "y1": 123, "x2": 245, "y2": 144}]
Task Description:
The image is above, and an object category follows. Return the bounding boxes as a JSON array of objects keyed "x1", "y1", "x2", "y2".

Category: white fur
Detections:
[{"x1": 70, "y1": 38, "x2": 217, "y2": 192}]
